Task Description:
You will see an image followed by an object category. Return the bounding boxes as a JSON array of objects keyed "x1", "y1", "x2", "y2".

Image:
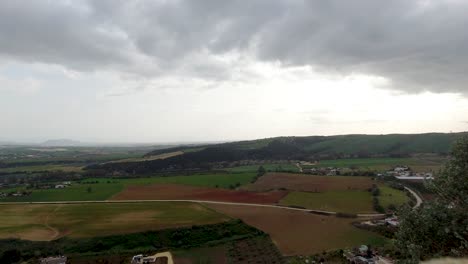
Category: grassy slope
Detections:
[
  {"x1": 378, "y1": 184, "x2": 409, "y2": 209},
  {"x1": 0, "y1": 202, "x2": 229, "y2": 240},
  {"x1": 280, "y1": 191, "x2": 375, "y2": 213}
]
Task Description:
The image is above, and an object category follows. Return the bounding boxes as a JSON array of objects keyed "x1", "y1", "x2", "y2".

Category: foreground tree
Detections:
[{"x1": 396, "y1": 136, "x2": 468, "y2": 262}]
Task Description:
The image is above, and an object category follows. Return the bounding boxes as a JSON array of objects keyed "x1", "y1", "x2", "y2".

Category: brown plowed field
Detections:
[
  {"x1": 207, "y1": 204, "x2": 383, "y2": 256},
  {"x1": 244, "y1": 173, "x2": 373, "y2": 192},
  {"x1": 111, "y1": 184, "x2": 288, "y2": 204}
]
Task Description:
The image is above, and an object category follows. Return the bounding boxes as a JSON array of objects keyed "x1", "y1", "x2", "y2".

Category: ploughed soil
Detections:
[
  {"x1": 243, "y1": 173, "x2": 373, "y2": 192},
  {"x1": 111, "y1": 184, "x2": 288, "y2": 204},
  {"x1": 207, "y1": 204, "x2": 382, "y2": 256}
]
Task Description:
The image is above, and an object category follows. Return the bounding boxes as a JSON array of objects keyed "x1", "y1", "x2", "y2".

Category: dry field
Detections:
[
  {"x1": 243, "y1": 173, "x2": 374, "y2": 192},
  {"x1": 0, "y1": 202, "x2": 228, "y2": 241},
  {"x1": 207, "y1": 204, "x2": 384, "y2": 256},
  {"x1": 112, "y1": 184, "x2": 288, "y2": 204}
]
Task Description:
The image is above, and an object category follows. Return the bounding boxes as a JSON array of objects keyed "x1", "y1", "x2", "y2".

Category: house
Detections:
[
  {"x1": 131, "y1": 251, "x2": 174, "y2": 264},
  {"x1": 385, "y1": 217, "x2": 399, "y2": 227},
  {"x1": 39, "y1": 256, "x2": 67, "y2": 264}
]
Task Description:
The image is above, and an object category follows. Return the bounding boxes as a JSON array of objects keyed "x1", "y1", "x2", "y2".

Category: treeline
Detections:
[{"x1": 0, "y1": 220, "x2": 263, "y2": 263}]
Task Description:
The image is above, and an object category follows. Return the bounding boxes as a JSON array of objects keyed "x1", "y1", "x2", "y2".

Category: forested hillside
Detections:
[{"x1": 87, "y1": 133, "x2": 466, "y2": 175}]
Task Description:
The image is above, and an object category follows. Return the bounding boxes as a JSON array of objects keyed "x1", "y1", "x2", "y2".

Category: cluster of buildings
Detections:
[
  {"x1": 0, "y1": 190, "x2": 30, "y2": 198},
  {"x1": 384, "y1": 166, "x2": 433, "y2": 181},
  {"x1": 304, "y1": 167, "x2": 340, "y2": 176},
  {"x1": 343, "y1": 245, "x2": 393, "y2": 264},
  {"x1": 361, "y1": 216, "x2": 400, "y2": 227},
  {"x1": 131, "y1": 252, "x2": 174, "y2": 264},
  {"x1": 39, "y1": 256, "x2": 67, "y2": 264}
]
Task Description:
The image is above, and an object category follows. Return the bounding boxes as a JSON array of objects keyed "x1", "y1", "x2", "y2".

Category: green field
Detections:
[
  {"x1": 0, "y1": 202, "x2": 229, "y2": 240},
  {"x1": 1, "y1": 172, "x2": 257, "y2": 202},
  {"x1": 378, "y1": 184, "x2": 409, "y2": 209},
  {"x1": 122, "y1": 172, "x2": 257, "y2": 188},
  {"x1": 226, "y1": 163, "x2": 299, "y2": 173},
  {"x1": 279, "y1": 190, "x2": 375, "y2": 213}
]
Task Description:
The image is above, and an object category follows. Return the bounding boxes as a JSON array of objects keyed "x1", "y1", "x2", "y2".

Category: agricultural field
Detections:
[
  {"x1": 172, "y1": 245, "x2": 228, "y2": 264},
  {"x1": 111, "y1": 183, "x2": 288, "y2": 204},
  {"x1": 378, "y1": 184, "x2": 409, "y2": 209},
  {"x1": 279, "y1": 191, "x2": 375, "y2": 213},
  {"x1": 121, "y1": 172, "x2": 257, "y2": 188},
  {"x1": 226, "y1": 163, "x2": 299, "y2": 173},
  {"x1": 0, "y1": 164, "x2": 83, "y2": 173},
  {"x1": 244, "y1": 173, "x2": 373, "y2": 192},
  {"x1": 105, "y1": 151, "x2": 184, "y2": 164},
  {"x1": 228, "y1": 236, "x2": 285, "y2": 263},
  {"x1": 207, "y1": 204, "x2": 386, "y2": 256},
  {"x1": 0, "y1": 202, "x2": 229, "y2": 240},
  {"x1": 1, "y1": 172, "x2": 257, "y2": 202},
  {"x1": 1, "y1": 183, "x2": 124, "y2": 202}
]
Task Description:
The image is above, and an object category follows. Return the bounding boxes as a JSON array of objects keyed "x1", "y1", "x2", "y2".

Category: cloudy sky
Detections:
[{"x1": 1, "y1": 0, "x2": 468, "y2": 143}]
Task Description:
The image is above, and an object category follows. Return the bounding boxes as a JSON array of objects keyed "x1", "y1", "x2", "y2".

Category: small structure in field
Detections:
[{"x1": 39, "y1": 256, "x2": 67, "y2": 264}]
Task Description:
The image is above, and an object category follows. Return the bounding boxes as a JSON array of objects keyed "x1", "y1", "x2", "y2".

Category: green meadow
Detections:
[{"x1": 280, "y1": 190, "x2": 375, "y2": 213}]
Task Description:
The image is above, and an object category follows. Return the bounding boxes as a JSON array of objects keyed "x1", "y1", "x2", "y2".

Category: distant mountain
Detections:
[
  {"x1": 89, "y1": 132, "x2": 467, "y2": 174},
  {"x1": 41, "y1": 139, "x2": 82, "y2": 147}
]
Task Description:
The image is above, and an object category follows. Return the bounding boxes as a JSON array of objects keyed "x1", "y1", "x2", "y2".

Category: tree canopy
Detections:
[{"x1": 396, "y1": 136, "x2": 468, "y2": 262}]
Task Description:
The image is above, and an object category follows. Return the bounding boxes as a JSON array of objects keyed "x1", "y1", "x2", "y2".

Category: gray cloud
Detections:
[{"x1": 1, "y1": 0, "x2": 467, "y2": 94}]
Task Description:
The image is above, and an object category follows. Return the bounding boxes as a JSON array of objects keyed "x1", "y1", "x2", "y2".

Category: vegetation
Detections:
[
  {"x1": 396, "y1": 136, "x2": 468, "y2": 262},
  {"x1": 0, "y1": 202, "x2": 229, "y2": 240},
  {"x1": 1, "y1": 172, "x2": 257, "y2": 202},
  {"x1": 279, "y1": 191, "x2": 375, "y2": 213},
  {"x1": 378, "y1": 184, "x2": 409, "y2": 210},
  {"x1": 87, "y1": 133, "x2": 462, "y2": 175},
  {"x1": 226, "y1": 163, "x2": 298, "y2": 173},
  {"x1": 228, "y1": 236, "x2": 285, "y2": 263},
  {"x1": 0, "y1": 220, "x2": 262, "y2": 263}
]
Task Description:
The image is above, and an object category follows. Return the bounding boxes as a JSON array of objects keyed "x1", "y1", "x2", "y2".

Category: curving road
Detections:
[
  {"x1": 404, "y1": 186, "x2": 423, "y2": 209},
  {"x1": 0, "y1": 186, "x2": 422, "y2": 218}
]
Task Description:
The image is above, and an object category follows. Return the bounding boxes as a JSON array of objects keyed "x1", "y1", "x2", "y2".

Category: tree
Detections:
[
  {"x1": 257, "y1": 166, "x2": 266, "y2": 177},
  {"x1": 396, "y1": 136, "x2": 468, "y2": 262}
]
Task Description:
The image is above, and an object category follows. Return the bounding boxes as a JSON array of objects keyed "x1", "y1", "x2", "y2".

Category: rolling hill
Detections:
[{"x1": 87, "y1": 132, "x2": 466, "y2": 174}]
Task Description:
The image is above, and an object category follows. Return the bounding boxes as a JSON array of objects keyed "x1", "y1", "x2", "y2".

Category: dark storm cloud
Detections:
[{"x1": 1, "y1": 0, "x2": 467, "y2": 94}]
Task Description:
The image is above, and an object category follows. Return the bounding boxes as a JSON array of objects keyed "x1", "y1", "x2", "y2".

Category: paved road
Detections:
[
  {"x1": 0, "y1": 199, "x2": 386, "y2": 218},
  {"x1": 404, "y1": 186, "x2": 423, "y2": 209}
]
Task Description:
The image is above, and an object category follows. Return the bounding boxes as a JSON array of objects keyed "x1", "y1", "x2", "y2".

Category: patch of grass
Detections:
[
  {"x1": 378, "y1": 184, "x2": 409, "y2": 209},
  {"x1": 120, "y1": 172, "x2": 257, "y2": 188},
  {"x1": 226, "y1": 164, "x2": 298, "y2": 173},
  {"x1": 279, "y1": 191, "x2": 375, "y2": 213},
  {"x1": 1, "y1": 183, "x2": 124, "y2": 202},
  {"x1": 0, "y1": 202, "x2": 229, "y2": 240}
]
